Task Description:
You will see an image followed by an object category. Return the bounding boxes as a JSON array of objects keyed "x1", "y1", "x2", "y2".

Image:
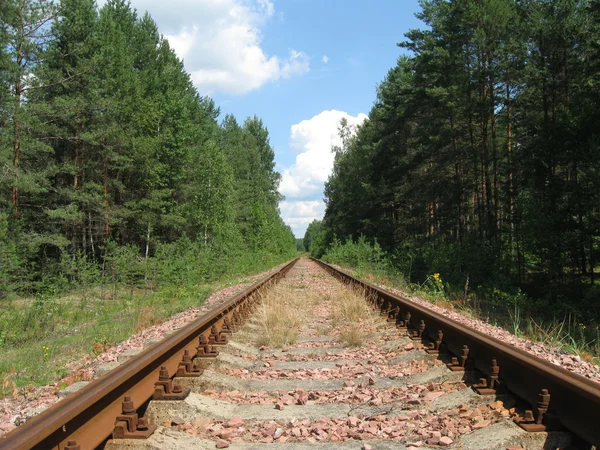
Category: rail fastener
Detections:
[{"x1": 312, "y1": 258, "x2": 600, "y2": 448}]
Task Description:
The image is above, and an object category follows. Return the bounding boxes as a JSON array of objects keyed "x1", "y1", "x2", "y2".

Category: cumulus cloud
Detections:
[
  {"x1": 279, "y1": 200, "x2": 326, "y2": 236},
  {"x1": 322, "y1": 55, "x2": 329, "y2": 64},
  {"x1": 280, "y1": 110, "x2": 367, "y2": 199},
  {"x1": 99, "y1": 0, "x2": 309, "y2": 95},
  {"x1": 279, "y1": 110, "x2": 367, "y2": 236}
]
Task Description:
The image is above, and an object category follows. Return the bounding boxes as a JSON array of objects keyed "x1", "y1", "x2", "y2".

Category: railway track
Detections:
[{"x1": 1, "y1": 257, "x2": 598, "y2": 449}]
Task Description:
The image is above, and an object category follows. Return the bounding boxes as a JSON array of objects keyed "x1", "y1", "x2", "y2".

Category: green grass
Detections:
[
  {"x1": 0, "y1": 262, "x2": 293, "y2": 398},
  {"x1": 0, "y1": 239, "x2": 299, "y2": 397},
  {"x1": 0, "y1": 282, "x2": 218, "y2": 397}
]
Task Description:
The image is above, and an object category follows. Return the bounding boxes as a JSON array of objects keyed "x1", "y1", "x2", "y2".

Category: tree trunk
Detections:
[
  {"x1": 466, "y1": 46, "x2": 481, "y2": 237},
  {"x1": 450, "y1": 110, "x2": 462, "y2": 242},
  {"x1": 74, "y1": 128, "x2": 80, "y2": 188},
  {"x1": 11, "y1": 26, "x2": 24, "y2": 218},
  {"x1": 103, "y1": 154, "x2": 110, "y2": 239},
  {"x1": 89, "y1": 211, "x2": 95, "y2": 256},
  {"x1": 506, "y1": 83, "x2": 516, "y2": 264},
  {"x1": 145, "y1": 222, "x2": 151, "y2": 260},
  {"x1": 490, "y1": 67, "x2": 498, "y2": 239},
  {"x1": 479, "y1": 50, "x2": 492, "y2": 240}
]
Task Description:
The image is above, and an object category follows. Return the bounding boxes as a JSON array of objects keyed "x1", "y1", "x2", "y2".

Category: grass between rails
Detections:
[
  {"x1": 253, "y1": 274, "x2": 378, "y2": 348},
  {"x1": 329, "y1": 286, "x2": 378, "y2": 347},
  {"x1": 0, "y1": 262, "x2": 288, "y2": 398},
  {"x1": 254, "y1": 283, "x2": 314, "y2": 348}
]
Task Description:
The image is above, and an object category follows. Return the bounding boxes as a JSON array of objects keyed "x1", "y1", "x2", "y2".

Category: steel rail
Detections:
[
  {"x1": 314, "y1": 258, "x2": 600, "y2": 447},
  {"x1": 0, "y1": 258, "x2": 298, "y2": 450}
]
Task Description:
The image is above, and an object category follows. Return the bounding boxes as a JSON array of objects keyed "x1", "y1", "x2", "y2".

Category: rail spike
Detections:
[
  {"x1": 425, "y1": 329, "x2": 444, "y2": 354},
  {"x1": 447, "y1": 345, "x2": 470, "y2": 371},
  {"x1": 396, "y1": 311, "x2": 411, "y2": 331},
  {"x1": 113, "y1": 396, "x2": 157, "y2": 439},
  {"x1": 230, "y1": 311, "x2": 241, "y2": 331},
  {"x1": 387, "y1": 305, "x2": 400, "y2": 323},
  {"x1": 209, "y1": 324, "x2": 229, "y2": 346},
  {"x1": 410, "y1": 320, "x2": 426, "y2": 342},
  {"x1": 220, "y1": 318, "x2": 233, "y2": 336},
  {"x1": 64, "y1": 440, "x2": 80, "y2": 450}
]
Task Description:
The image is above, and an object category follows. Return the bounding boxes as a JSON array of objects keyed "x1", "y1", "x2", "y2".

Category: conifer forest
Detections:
[
  {"x1": 0, "y1": 0, "x2": 296, "y2": 300},
  {"x1": 307, "y1": 0, "x2": 600, "y2": 334},
  {"x1": 2, "y1": 0, "x2": 600, "y2": 390}
]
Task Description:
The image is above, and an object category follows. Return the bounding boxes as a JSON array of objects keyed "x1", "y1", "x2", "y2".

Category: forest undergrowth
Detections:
[
  {"x1": 0, "y1": 245, "x2": 295, "y2": 398},
  {"x1": 319, "y1": 239, "x2": 600, "y2": 367}
]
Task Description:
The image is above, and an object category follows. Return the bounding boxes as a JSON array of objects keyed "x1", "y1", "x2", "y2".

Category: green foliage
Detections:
[
  {"x1": 322, "y1": 236, "x2": 393, "y2": 276},
  {"x1": 303, "y1": 219, "x2": 330, "y2": 257},
  {"x1": 0, "y1": 213, "x2": 22, "y2": 298},
  {"x1": 0, "y1": 0, "x2": 294, "y2": 396},
  {"x1": 316, "y1": 0, "x2": 600, "y2": 338},
  {"x1": 0, "y1": 0, "x2": 296, "y2": 303}
]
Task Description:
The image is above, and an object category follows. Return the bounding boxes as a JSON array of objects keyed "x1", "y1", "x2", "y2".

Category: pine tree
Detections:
[
  {"x1": 35, "y1": 0, "x2": 100, "y2": 255},
  {"x1": 1, "y1": 0, "x2": 55, "y2": 219}
]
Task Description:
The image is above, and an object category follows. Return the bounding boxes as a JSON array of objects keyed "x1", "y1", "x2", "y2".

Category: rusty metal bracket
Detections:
[
  {"x1": 230, "y1": 312, "x2": 241, "y2": 331},
  {"x1": 410, "y1": 320, "x2": 426, "y2": 341},
  {"x1": 64, "y1": 440, "x2": 80, "y2": 450},
  {"x1": 153, "y1": 367, "x2": 190, "y2": 400},
  {"x1": 425, "y1": 329, "x2": 444, "y2": 354},
  {"x1": 196, "y1": 334, "x2": 219, "y2": 358},
  {"x1": 209, "y1": 324, "x2": 229, "y2": 346},
  {"x1": 396, "y1": 311, "x2": 411, "y2": 331},
  {"x1": 447, "y1": 345, "x2": 470, "y2": 371},
  {"x1": 113, "y1": 396, "x2": 156, "y2": 439},
  {"x1": 474, "y1": 359, "x2": 501, "y2": 395},
  {"x1": 515, "y1": 389, "x2": 553, "y2": 432},
  {"x1": 176, "y1": 350, "x2": 203, "y2": 377},
  {"x1": 387, "y1": 306, "x2": 400, "y2": 323},
  {"x1": 220, "y1": 318, "x2": 233, "y2": 336}
]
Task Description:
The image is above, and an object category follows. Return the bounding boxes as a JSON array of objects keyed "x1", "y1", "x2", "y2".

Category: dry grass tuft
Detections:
[
  {"x1": 1, "y1": 368, "x2": 18, "y2": 397},
  {"x1": 340, "y1": 326, "x2": 365, "y2": 347},
  {"x1": 254, "y1": 284, "x2": 310, "y2": 348},
  {"x1": 330, "y1": 286, "x2": 376, "y2": 325},
  {"x1": 330, "y1": 286, "x2": 377, "y2": 346}
]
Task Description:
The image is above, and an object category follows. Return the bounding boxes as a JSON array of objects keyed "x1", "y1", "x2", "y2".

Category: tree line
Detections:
[
  {"x1": 0, "y1": 0, "x2": 296, "y2": 297},
  {"x1": 309, "y1": 0, "x2": 600, "y2": 317}
]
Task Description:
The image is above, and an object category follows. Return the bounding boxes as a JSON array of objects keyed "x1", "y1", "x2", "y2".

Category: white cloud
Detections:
[
  {"x1": 280, "y1": 200, "x2": 324, "y2": 219},
  {"x1": 279, "y1": 110, "x2": 367, "y2": 236},
  {"x1": 281, "y1": 49, "x2": 310, "y2": 78},
  {"x1": 166, "y1": 27, "x2": 197, "y2": 59},
  {"x1": 279, "y1": 200, "x2": 325, "y2": 238},
  {"x1": 98, "y1": 0, "x2": 309, "y2": 95},
  {"x1": 322, "y1": 55, "x2": 329, "y2": 64},
  {"x1": 280, "y1": 110, "x2": 367, "y2": 199}
]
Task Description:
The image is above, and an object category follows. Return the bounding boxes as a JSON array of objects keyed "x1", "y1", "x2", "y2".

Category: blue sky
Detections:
[{"x1": 104, "y1": 0, "x2": 424, "y2": 236}]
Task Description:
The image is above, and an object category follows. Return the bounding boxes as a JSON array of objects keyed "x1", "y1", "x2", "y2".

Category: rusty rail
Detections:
[
  {"x1": 313, "y1": 258, "x2": 600, "y2": 448},
  {"x1": 0, "y1": 258, "x2": 298, "y2": 450}
]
